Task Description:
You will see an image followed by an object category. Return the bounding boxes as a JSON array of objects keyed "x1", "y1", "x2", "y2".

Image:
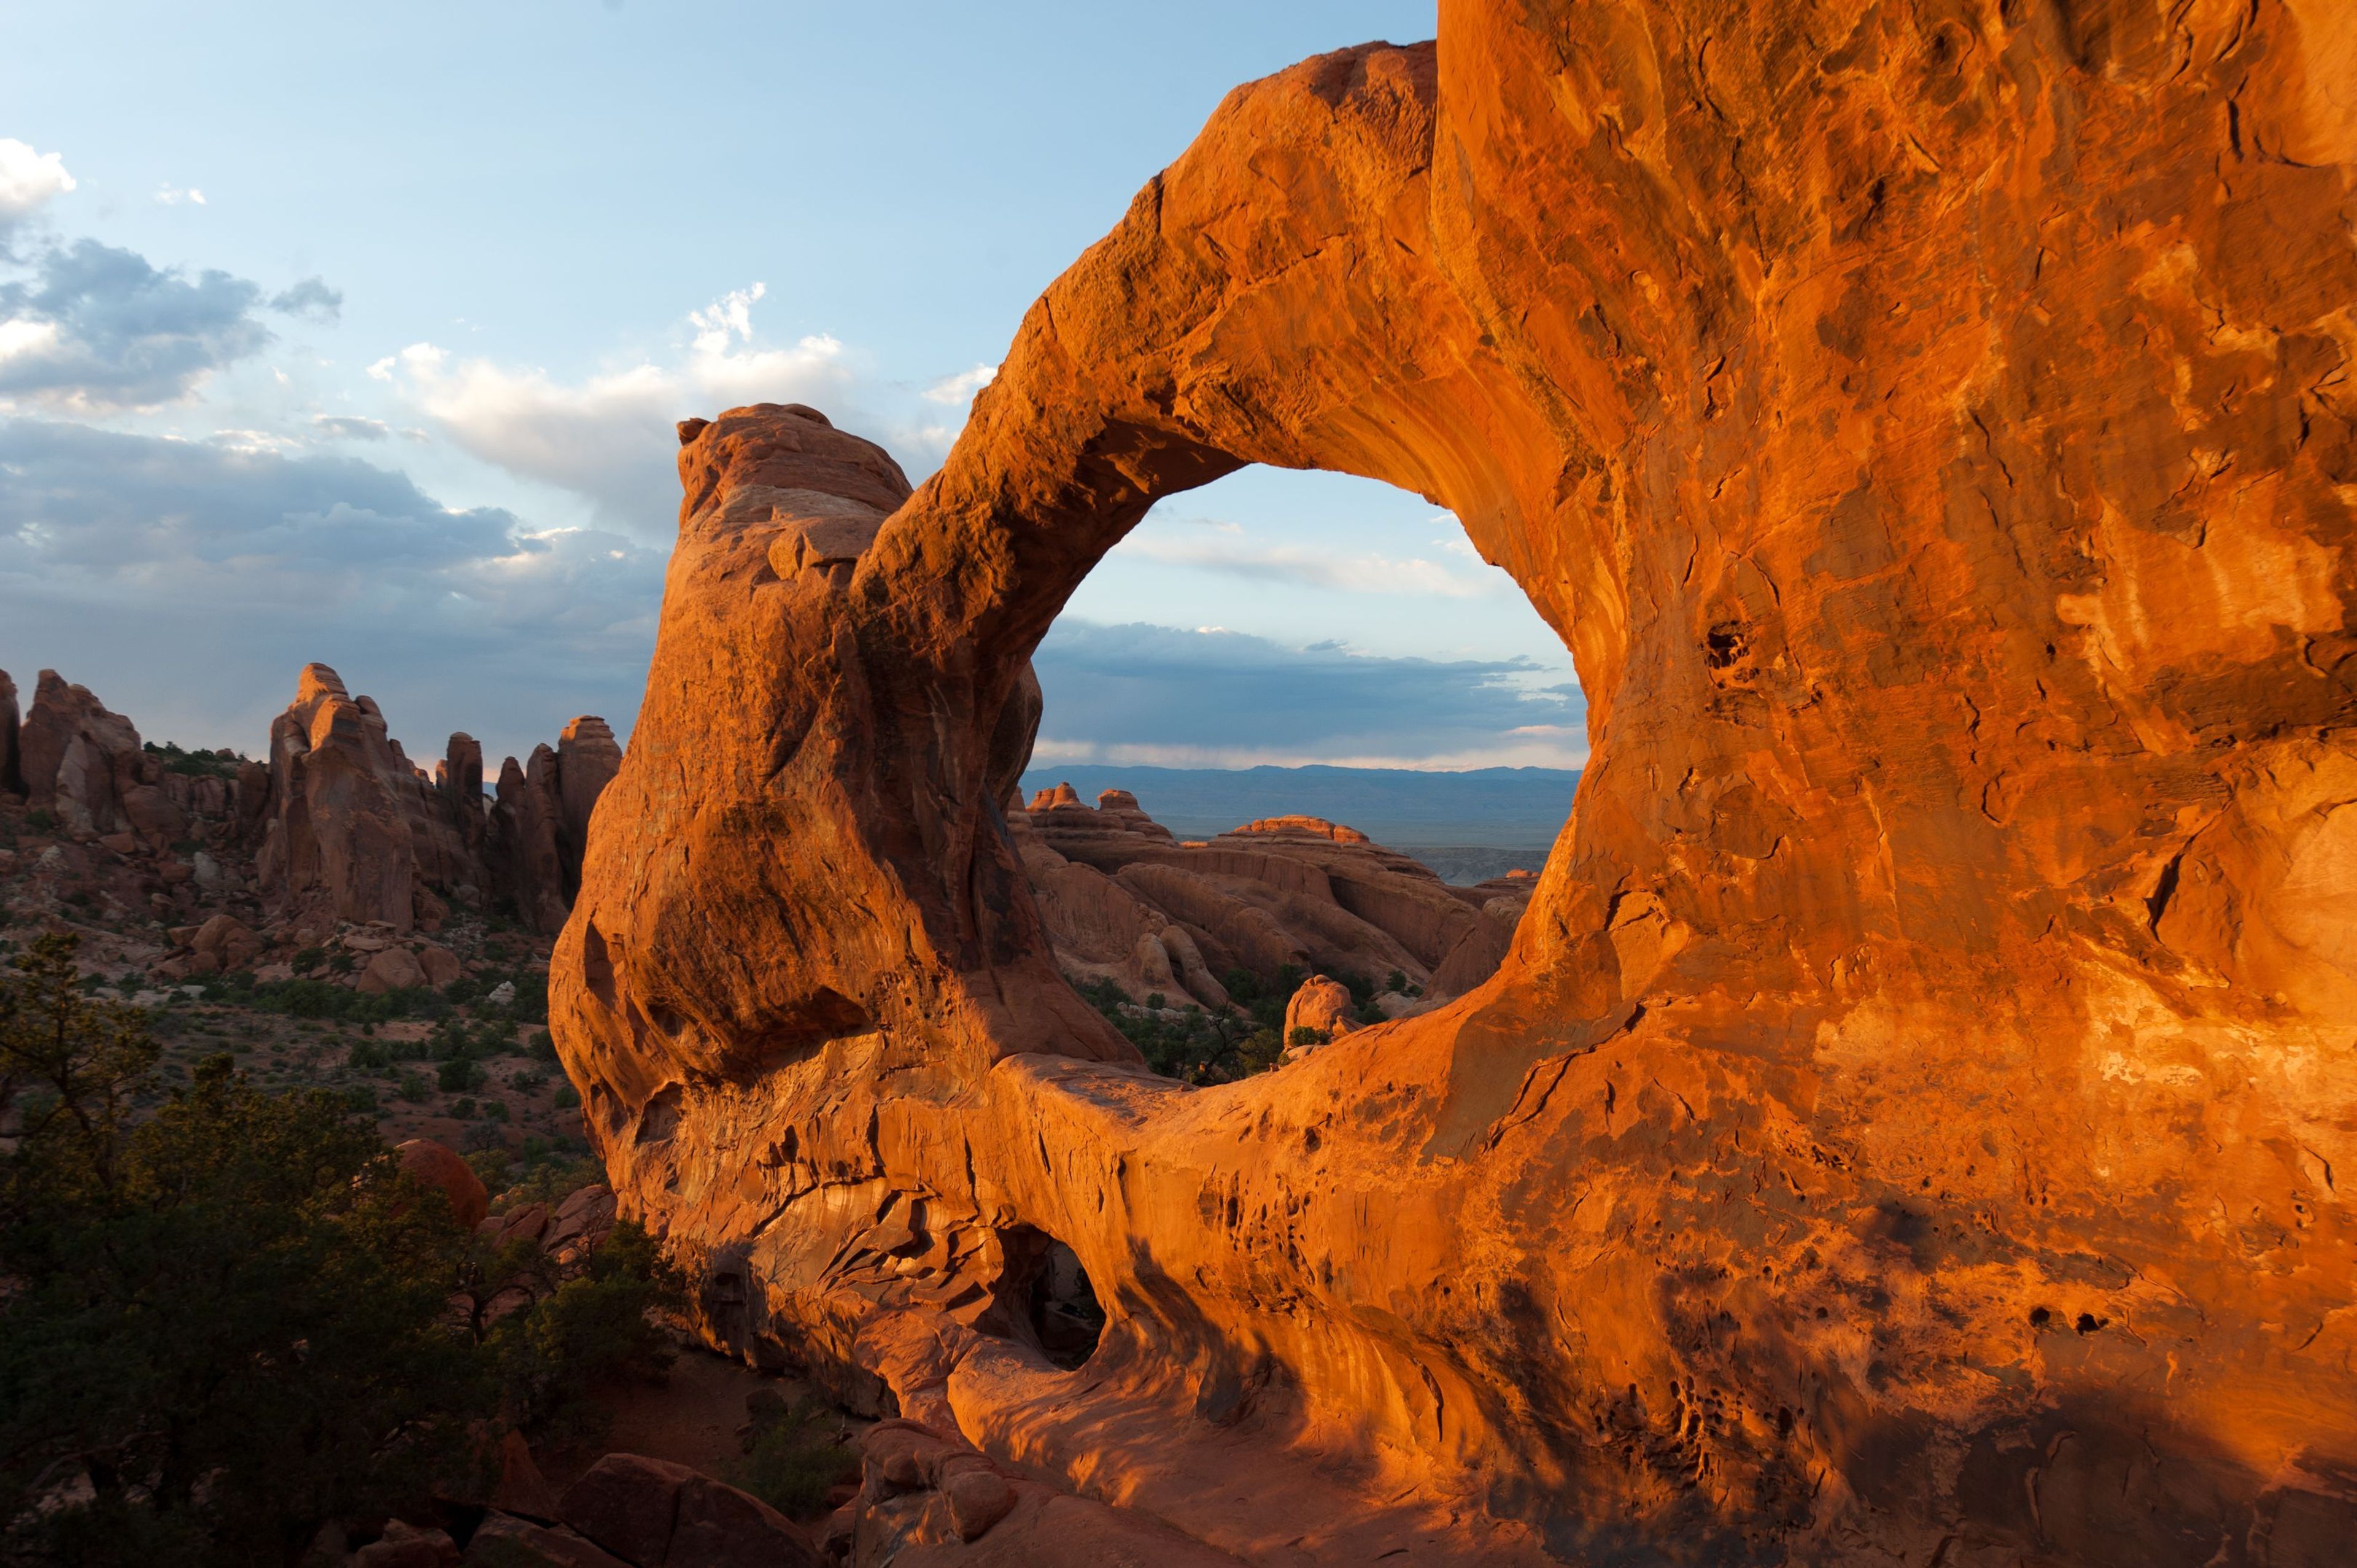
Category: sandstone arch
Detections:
[{"x1": 555, "y1": 6, "x2": 2357, "y2": 1562}]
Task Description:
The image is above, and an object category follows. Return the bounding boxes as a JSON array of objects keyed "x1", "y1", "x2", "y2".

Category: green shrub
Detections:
[
  {"x1": 200, "y1": 973, "x2": 433, "y2": 1025},
  {"x1": 438, "y1": 1058, "x2": 486, "y2": 1094},
  {"x1": 726, "y1": 1399, "x2": 861, "y2": 1516},
  {"x1": 0, "y1": 936, "x2": 490, "y2": 1561},
  {"x1": 1288, "y1": 1026, "x2": 1327, "y2": 1049},
  {"x1": 486, "y1": 1221, "x2": 683, "y2": 1443},
  {"x1": 552, "y1": 1083, "x2": 580, "y2": 1110},
  {"x1": 342, "y1": 1085, "x2": 379, "y2": 1114},
  {"x1": 396, "y1": 1070, "x2": 432, "y2": 1102},
  {"x1": 484, "y1": 1099, "x2": 511, "y2": 1124},
  {"x1": 1237, "y1": 1029, "x2": 1285, "y2": 1073},
  {"x1": 140, "y1": 740, "x2": 246, "y2": 779},
  {"x1": 449, "y1": 1097, "x2": 478, "y2": 1121}
]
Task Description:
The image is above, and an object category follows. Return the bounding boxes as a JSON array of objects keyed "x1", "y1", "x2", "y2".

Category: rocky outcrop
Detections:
[
  {"x1": 246, "y1": 663, "x2": 621, "y2": 937},
  {"x1": 18, "y1": 671, "x2": 152, "y2": 841},
  {"x1": 251, "y1": 665, "x2": 444, "y2": 933},
  {"x1": 557, "y1": 10, "x2": 2357, "y2": 1565},
  {"x1": 1279, "y1": 973, "x2": 1353, "y2": 1044},
  {"x1": 1017, "y1": 791, "x2": 1523, "y2": 1005},
  {"x1": 0, "y1": 668, "x2": 21, "y2": 797},
  {"x1": 489, "y1": 749, "x2": 568, "y2": 937},
  {"x1": 487, "y1": 718, "x2": 623, "y2": 935}
]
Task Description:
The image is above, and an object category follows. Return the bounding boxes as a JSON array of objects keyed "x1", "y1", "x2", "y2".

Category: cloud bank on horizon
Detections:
[{"x1": 0, "y1": 114, "x2": 1583, "y2": 774}]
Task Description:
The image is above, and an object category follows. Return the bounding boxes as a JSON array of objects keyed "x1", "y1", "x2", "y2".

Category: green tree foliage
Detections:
[
  {"x1": 0, "y1": 934, "x2": 684, "y2": 1566},
  {"x1": 1, "y1": 938, "x2": 487, "y2": 1567},
  {"x1": 1070, "y1": 973, "x2": 1287, "y2": 1084},
  {"x1": 726, "y1": 1396, "x2": 859, "y2": 1515},
  {"x1": 481, "y1": 1221, "x2": 683, "y2": 1444}
]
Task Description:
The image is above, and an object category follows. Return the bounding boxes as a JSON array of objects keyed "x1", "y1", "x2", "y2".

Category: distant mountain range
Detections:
[{"x1": 1017, "y1": 764, "x2": 1577, "y2": 880}]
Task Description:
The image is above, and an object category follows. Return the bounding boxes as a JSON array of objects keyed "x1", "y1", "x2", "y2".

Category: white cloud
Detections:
[
  {"x1": 0, "y1": 239, "x2": 271, "y2": 409},
  {"x1": 1111, "y1": 529, "x2": 1498, "y2": 599},
  {"x1": 0, "y1": 139, "x2": 75, "y2": 223},
  {"x1": 923, "y1": 362, "x2": 996, "y2": 404},
  {"x1": 0, "y1": 417, "x2": 665, "y2": 762},
  {"x1": 153, "y1": 185, "x2": 206, "y2": 206},
  {"x1": 374, "y1": 284, "x2": 875, "y2": 535},
  {"x1": 687, "y1": 281, "x2": 765, "y2": 353}
]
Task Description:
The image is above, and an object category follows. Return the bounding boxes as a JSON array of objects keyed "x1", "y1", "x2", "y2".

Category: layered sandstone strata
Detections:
[
  {"x1": 1013, "y1": 789, "x2": 1528, "y2": 1008},
  {"x1": 555, "y1": 6, "x2": 2357, "y2": 1564}
]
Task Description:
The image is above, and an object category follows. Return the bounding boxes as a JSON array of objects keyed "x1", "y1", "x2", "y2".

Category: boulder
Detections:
[
  {"x1": 543, "y1": 1184, "x2": 616, "y2": 1261},
  {"x1": 190, "y1": 914, "x2": 261, "y2": 968},
  {"x1": 358, "y1": 945, "x2": 429, "y2": 994},
  {"x1": 558, "y1": 1453, "x2": 821, "y2": 1568},
  {"x1": 943, "y1": 1465, "x2": 1018, "y2": 1542},
  {"x1": 491, "y1": 1428, "x2": 562, "y2": 1524},
  {"x1": 417, "y1": 943, "x2": 465, "y2": 988},
  {"x1": 395, "y1": 1138, "x2": 487, "y2": 1230},
  {"x1": 1281, "y1": 975, "x2": 1354, "y2": 1046},
  {"x1": 355, "y1": 1520, "x2": 459, "y2": 1568},
  {"x1": 460, "y1": 1513, "x2": 627, "y2": 1568}
]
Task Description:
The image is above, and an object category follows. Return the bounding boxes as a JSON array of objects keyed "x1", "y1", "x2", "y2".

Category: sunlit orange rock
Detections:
[
  {"x1": 555, "y1": 6, "x2": 2357, "y2": 1562},
  {"x1": 1279, "y1": 973, "x2": 1353, "y2": 1045}
]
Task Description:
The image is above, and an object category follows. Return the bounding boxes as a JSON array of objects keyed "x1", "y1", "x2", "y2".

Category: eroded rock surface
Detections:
[
  {"x1": 1013, "y1": 790, "x2": 1522, "y2": 1008},
  {"x1": 246, "y1": 664, "x2": 622, "y2": 937},
  {"x1": 556, "y1": 7, "x2": 2357, "y2": 1564}
]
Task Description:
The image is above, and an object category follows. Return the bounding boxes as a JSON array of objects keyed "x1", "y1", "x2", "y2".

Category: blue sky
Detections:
[{"x1": 0, "y1": 2, "x2": 1583, "y2": 772}]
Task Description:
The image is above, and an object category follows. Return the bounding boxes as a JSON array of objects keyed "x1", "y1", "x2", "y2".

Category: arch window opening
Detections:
[
  {"x1": 1009, "y1": 467, "x2": 1584, "y2": 1083},
  {"x1": 996, "y1": 1226, "x2": 1105, "y2": 1370}
]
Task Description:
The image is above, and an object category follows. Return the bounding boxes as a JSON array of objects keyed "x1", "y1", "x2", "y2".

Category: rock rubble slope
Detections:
[{"x1": 553, "y1": 7, "x2": 2357, "y2": 1564}]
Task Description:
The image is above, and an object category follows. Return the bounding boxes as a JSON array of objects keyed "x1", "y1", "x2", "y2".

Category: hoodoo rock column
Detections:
[{"x1": 555, "y1": 6, "x2": 2357, "y2": 1562}]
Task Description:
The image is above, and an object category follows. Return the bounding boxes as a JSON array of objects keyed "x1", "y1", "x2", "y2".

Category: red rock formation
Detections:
[
  {"x1": 555, "y1": 717, "x2": 622, "y2": 882},
  {"x1": 485, "y1": 718, "x2": 624, "y2": 935},
  {"x1": 252, "y1": 665, "x2": 438, "y2": 932},
  {"x1": 18, "y1": 671, "x2": 150, "y2": 840},
  {"x1": 0, "y1": 668, "x2": 21, "y2": 797},
  {"x1": 556, "y1": 7, "x2": 2357, "y2": 1562},
  {"x1": 396, "y1": 1137, "x2": 488, "y2": 1231},
  {"x1": 489, "y1": 747, "x2": 568, "y2": 936},
  {"x1": 1233, "y1": 814, "x2": 1368, "y2": 844},
  {"x1": 247, "y1": 663, "x2": 619, "y2": 937},
  {"x1": 1021, "y1": 794, "x2": 1512, "y2": 1001},
  {"x1": 1280, "y1": 973, "x2": 1353, "y2": 1045}
]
